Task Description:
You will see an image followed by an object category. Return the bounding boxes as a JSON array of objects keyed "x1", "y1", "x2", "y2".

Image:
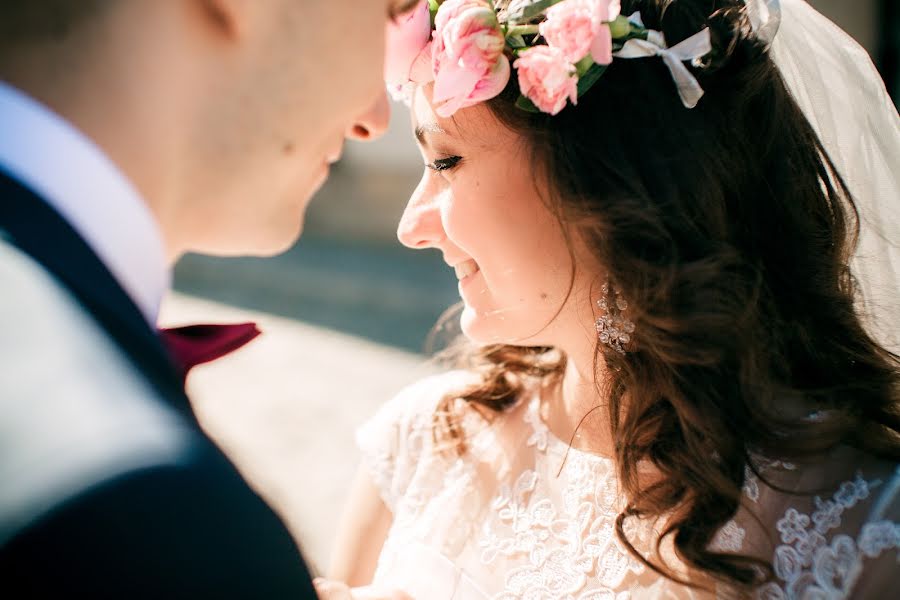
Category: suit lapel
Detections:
[{"x1": 0, "y1": 173, "x2": 194, "y2": 422}]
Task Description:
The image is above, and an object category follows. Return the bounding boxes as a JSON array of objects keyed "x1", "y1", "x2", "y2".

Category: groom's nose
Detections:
[
  {"x1": 346, "y1": 91, "x2": 390, "y2": 141},
  {"x1": 398, "y1": 183, "x2": 444, "y2": 250}
]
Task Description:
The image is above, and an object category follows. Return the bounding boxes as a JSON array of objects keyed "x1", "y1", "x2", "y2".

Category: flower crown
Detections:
[{"x1": 385, "y1": 0, "x2": 714, "y2": 117}]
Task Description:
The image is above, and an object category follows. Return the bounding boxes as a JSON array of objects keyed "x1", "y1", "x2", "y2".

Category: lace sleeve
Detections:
[
  {"x1": 749, "y1": 462, "x2": 900, "y2": 600},
  {"x1": 355, "y1": 371, "x2": 472, "y2": 513},
  {"x1": 848, "y1": 466, "x2": 900, "y2": 599}
]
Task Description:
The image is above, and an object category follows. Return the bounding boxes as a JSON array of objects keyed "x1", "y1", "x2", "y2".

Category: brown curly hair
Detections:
[{"x1": 430, "y1": 0, "x2": 900, "y2": 592}]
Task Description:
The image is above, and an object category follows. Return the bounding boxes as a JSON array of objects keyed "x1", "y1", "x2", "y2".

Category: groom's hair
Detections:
[{"x1": 0, "y1": 1, "x2": 113, "y2": 48}]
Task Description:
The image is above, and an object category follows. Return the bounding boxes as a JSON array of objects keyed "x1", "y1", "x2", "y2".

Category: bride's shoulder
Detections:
[
  {"x1": 372, "y1": 369, "x2": 481, "y2": 427},
  {"x1": 357, "y1": 370, "x2": 482, "y2": 460},
  {"x1": 355, "y1": 370, "x2": 486, "y2": 511}
]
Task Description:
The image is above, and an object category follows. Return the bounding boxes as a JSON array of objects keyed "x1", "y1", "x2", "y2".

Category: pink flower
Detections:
[
  {"x1": 431, "y1": 0, "x2": 511, "y2": 117},
  {"x1": 539, "y1": 0, "x2": 621, "y2": 65},
  {"x1": 514, "y1": 46, "x2": 578, "y2": 115},
  {"x1": 384, "y1": 0, "x2": 435, "y2": 86}
]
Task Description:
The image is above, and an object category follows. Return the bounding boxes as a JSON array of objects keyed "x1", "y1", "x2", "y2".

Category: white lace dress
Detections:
[{"x1": 356, "y1": 373, "x2": 900, "y2": 599}]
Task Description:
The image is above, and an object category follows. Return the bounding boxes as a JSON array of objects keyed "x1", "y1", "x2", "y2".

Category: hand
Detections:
[{"x1": 313, "y1": 578, "x2": 412, "y2": 600}]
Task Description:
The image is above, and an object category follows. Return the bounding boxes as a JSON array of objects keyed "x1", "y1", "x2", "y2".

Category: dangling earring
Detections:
[{"x1": 595, "y1": 280, "x2": 635, "y2": 355}]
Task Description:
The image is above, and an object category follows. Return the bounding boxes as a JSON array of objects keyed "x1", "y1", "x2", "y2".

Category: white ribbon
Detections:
[
  {"x1": 745, "y1": 0, "x2": 782, "y2": 45},
  {"x1": 613, "y1": 27, "x2": 713, "y2": 109}
]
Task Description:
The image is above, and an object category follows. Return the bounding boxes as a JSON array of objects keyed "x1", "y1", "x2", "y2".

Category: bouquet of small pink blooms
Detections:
[{"x1": 385, "y1": 0, "x2": 653, "y2": 116}]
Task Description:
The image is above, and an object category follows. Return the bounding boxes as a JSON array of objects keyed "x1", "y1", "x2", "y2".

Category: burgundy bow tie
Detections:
[{"x1": 158, "y1": 322, "x2": 261, "y2": 381}]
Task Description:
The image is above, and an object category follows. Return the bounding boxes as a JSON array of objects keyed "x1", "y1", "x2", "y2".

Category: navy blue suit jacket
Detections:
[{"x1": 0, "y1": 173, "x2": 318, "y2": 598}]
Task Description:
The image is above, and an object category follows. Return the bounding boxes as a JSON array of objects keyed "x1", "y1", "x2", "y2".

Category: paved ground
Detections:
[{"x1": 160, "y1": 291, "x2": 439, "y2": 577}]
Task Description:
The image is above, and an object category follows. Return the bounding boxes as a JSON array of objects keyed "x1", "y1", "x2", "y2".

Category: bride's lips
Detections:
[{"x1": 454, "y1": 259, "x2": 480, "y2": 288}]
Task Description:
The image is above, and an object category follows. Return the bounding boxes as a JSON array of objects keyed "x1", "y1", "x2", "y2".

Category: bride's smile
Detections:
[
  {"x1": 398, "y1": 85, "x2": 598, "y2": 347},
  {"x1": 452, "y1": 259, "x2": 479, "y2": 282}
]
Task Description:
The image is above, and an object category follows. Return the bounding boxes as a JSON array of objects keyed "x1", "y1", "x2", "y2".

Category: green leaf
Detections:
[
  {"x1": 505, "y1": 24, "x2": 540, "y2": 37},
  {"x1": 507, "y1": 34, "x2": 527, "y2": 49},
  {"x1": 576, "y1": 63, "x2": 608, "y2": 97},
  {"x1": 608, "y1": 15, "x2": 632, "y2": 40},
  {"x1": 507, "y1": 0, "x2": 564, "y2": 25},
  {"x1": 515, "y1": 94, "x2": 540, "y2": 113},
  {"x1": 428, "y1": 0, "x2": 440, "y2": 27},
  {"x1": 574, "y1": 56, "x2": 594, "y2": 77},
  {"x1": 625, "y1": 27, "x2": 650, "y2": 42}
]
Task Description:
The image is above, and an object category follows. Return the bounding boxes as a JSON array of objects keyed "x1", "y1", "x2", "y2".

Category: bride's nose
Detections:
[
  {"x1": 398, "y1": 185, "x2": 444, "y2": 250},
  {"x1": 346, "y1": 92, "x2": 390, "y2": 141}
]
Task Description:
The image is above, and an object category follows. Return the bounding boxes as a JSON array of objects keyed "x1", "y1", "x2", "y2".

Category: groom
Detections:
[{"x1": 0, "y1": 1, "x2": 412, "y2": 597}]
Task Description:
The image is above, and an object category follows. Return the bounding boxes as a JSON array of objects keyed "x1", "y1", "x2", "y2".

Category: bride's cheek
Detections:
[{"x1": 443, "y1": 191, "x2": 485, "y2": 244}]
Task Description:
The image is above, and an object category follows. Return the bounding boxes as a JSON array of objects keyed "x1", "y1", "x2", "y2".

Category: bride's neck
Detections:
[{"x1": 541, "y1": 352, "x2": 615, "y2": 457}]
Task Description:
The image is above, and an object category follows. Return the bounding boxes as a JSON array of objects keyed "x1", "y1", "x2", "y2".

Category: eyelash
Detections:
[{"x1": 427, "y1": 156, "x2": 463, "y2": 172}]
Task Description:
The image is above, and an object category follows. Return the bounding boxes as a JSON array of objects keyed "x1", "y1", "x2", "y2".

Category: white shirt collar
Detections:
[{"x1": 0, "y1": 81, "x2": 170, "y2": 325}]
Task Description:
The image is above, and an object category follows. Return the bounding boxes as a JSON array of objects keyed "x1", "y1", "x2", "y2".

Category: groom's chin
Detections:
[
  {"x1": 239, "y1": 222, "x2": 305, "y2": 257},
  {"x1": 188, "y1": 215, "x2": 306, "y2": 259}
]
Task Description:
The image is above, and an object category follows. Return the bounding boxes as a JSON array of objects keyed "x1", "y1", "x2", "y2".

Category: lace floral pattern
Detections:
[
  {"x1": 710, "y1": 520, "x2": 746, "y2": 554},
  {"x1": 478, "y1": 425, "x2": 646, "y2": 600},
  {"x1": 357, "y1": 374, "x2": 900, "y2": 600},
  {"x1": 752, "y1": 472, "x2": 900, "y2": 599}
]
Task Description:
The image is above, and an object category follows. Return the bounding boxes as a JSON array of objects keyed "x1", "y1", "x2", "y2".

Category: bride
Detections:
[{"x1": 329, "y1": 0, "x2": 900, "y2": 597}]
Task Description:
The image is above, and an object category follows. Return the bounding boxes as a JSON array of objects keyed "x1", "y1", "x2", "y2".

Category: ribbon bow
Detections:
[
  {"x1": 613, "y1": 20, "x2": 713, "y2": 109},
  {"x1": 159, "y1": 322, "x2": 261, "y2": 382}
]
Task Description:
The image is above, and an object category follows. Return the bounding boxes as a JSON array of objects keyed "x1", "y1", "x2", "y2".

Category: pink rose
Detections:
[
  {"x1": 384, "y1": 0, "x2": 435, "y2": 86},
  {"x1": 539, "y1": 0, "x2": 621, "y2": 66},
  {"x1": 514, "y1": 46, "x2": 578, "y2": 115},
  {"x1": 431, "y1": 0, "x2": 511, "y2": 117}
]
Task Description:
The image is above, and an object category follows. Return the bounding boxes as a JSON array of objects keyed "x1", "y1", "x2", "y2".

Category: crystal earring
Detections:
[{"x1": 595, "y1": 280, "x2": 635, "y2": 355}]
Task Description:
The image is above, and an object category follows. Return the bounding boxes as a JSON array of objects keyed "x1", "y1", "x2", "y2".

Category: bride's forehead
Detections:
[
  {"x1": 411, "y1": 85, "x2": 500, "y2": 140},
  {"x1": 411, "y1": 84, "x2": 433, "y2": 112},
  {"x1": 410, "y1": 86, "x2": 455, "y2": 141},
  {"x1": 412, "y1": 87, "x2": 442, "y2": 126}
]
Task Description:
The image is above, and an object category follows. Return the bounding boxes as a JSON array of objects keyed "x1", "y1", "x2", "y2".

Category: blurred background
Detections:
[{"x1": 161, "y1": 0, "x2": 900, "y2": 576}]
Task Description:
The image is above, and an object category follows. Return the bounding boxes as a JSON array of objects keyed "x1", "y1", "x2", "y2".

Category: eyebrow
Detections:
[
  {"x1": 414, "y1": 122, "x2": 447, "y2": 145},
  {"x1": 390, "y1": 0, "x2": 421, "y2": 18}
]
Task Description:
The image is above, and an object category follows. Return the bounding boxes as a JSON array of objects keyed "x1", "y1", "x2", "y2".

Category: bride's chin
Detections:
[
  {"x1": 459, "y1": 306, "x2": 489, "y2": 343},
  {"x1": 459, "y1": 307, "x2": 510, "y2": 346}
]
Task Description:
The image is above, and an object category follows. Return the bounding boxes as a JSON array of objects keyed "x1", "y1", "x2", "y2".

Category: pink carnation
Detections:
[
  {"x1": 514, "y1": 46, "x2": 578, "y2": 115},
  {"x1": 384, "y1": 0, "x2": 434, "y2": 86},
  {"x1": 540, "y1": 0, "x2": 621, "y2": 66},
  {"x1": 431, "y1": 0, "x2": 511, "y2": 117}
]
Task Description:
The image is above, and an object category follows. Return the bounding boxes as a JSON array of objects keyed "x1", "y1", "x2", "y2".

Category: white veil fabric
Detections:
[{"x1": 749, "y1": 0, "x2": 900, "y2": 353}]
